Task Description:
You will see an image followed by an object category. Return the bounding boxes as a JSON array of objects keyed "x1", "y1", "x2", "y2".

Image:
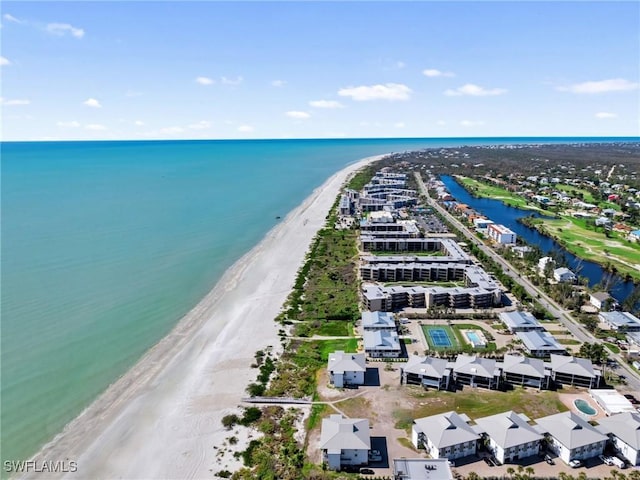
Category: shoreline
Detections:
[{"x1": 21, "y1": 153, "x2": 386, "y2": 480}]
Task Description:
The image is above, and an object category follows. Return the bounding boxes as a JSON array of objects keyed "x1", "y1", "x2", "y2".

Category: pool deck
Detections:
[{"x1": 559, "y1": 392, "x2": 606, "y2": 420}]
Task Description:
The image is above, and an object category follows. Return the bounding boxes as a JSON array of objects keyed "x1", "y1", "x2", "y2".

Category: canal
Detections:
[{"x1": 440, "y1": 175, "x2": 636, "y2": 303}]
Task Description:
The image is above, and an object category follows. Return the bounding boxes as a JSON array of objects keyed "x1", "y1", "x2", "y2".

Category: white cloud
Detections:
[
  {"x1": 271, "y1": 80, "x2": 286, "y2": 87},
  {"x1": 3, "y1": 14, "x2": 22, "y2": 23},
  {"x1": 423, "y1": 68, "x2": 455, "y2": 78},
  {"x1": 85, "y1": 124, "x2": 107, "y2": 131},
  {"x1": 338, "y1": 83, "x2": 412, "y2": 101},
  {"x1": 159, "y1": 126, "x2": 184, "y2": 134},
  {"x1": 396, "y1": 61, "x2": 406, "y2": 69},
  {"x1": 0, "y1": 97, "x2": 30, "y2": 106},
  {"x1": 595, "y1": 112, "x2": 618, "y2": 119},
  {"x1": 0, "y1": 56, "x2": 11, "y2": 66},
  {"x1": 460, "y1": 120, "x2": 485, "y2": 127},
  {"x1": 195, "y1": 76, "x2": 214, "y2": 86},
  {"x1": 237, "y1": 125, "x2": 254, "y2": 133},
  {"x1": 188, "y1": 120, "x2": 212, "y2": 130},
  {"x1": 445, "y1": 84, "x2": 507, "y2": 97},
  {"x1": 221, "y1": 76, "x2": 243, "y2": 85},
  {"x1": 46, "y1": 23, "x2": 84, "y2": 38},
  {"x1": 557, "y1": 78, "x2": 639, "y2": 94},
  {"x1": 309, "y1": 100, "x2": 344, "y2": 109},
  {"x1": 56, "y1": 121, "x2": 81, "y2": 128},
  {"x1": 134, "y1": 120, "x2": 145, "y2": 126},
  {"x1": 394, "y1": 122, "x2": 405, "y2": 128},
  {"x1": 83, "y1": 98, "x2": 102, "y2": 108},
  {"x1": 286, "y1": 111, "x2": 311, "y2": 119}
]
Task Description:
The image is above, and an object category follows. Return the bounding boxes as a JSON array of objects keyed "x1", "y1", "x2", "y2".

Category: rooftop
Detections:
[
  {"x1": 404, "y1": 356, "x2": 450, "y2": 378},
  {"x1": 393, "y1": 458, "x2": 454, "y2": 480},
  {"x1": 499, "y1": 311, "x2": 543, "y2": 330},
  {"x1": 516, "y1": 330, "x2": 565, "y2": 353},
  {"x1": 327, "y1": 350, "x2": 366, "y2": 374},
  {"x1": 320, "y1": 414, "x2": 371, "y2": 453},
  {"x1": 502, "y1": 354, "x2": 547, "y2": 379},
  {"x1": 413, "y1": 411, "x2": 480, "y2": 449},
  {"x1": 600, "y1": 311, "x2": 640, "y2": 329},
  {"x1": 534, "y1": 411, "x2": 607, "y2": 450},
  {"x1": 596, "y1": 412, "x2": 640, "y2": 449},
  {"x1": 453, "y1": 354, "x2": 499, "y2": 378},
  {"x1": 550, "y1": 354, "x2": 597, "y2": 378},
  {"x1": 363, "y1": 330, "x2": 401, "y2": 351},
  {"x1": 473, "y1": 411, "x2": 543, "y2": 449}
]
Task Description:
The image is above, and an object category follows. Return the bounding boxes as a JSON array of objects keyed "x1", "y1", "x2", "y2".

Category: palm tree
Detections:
[
  {"x1": 525, "y1": 466, "x2": 535, "y2": 478},
  {"x1": 506, "y1": 467, "x2": 515, "y2": 479}
]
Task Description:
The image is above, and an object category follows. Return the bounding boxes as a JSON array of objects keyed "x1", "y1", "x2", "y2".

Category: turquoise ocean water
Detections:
[{"x1": 1, "y1": 137, "x2": 634, "y2": 465}]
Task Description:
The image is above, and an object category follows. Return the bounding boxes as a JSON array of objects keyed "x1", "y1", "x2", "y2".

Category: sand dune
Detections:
[{"x1": 22, "y1": 154, "x2": 384, "y2": 480}]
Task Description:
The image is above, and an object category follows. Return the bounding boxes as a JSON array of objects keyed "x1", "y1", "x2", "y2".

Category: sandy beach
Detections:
[{"x1": 22, "y1": 154, "x2": 385, "y2": 480}]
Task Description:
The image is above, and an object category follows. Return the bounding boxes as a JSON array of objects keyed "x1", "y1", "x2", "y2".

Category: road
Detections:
[{"x1": 414, "y1": 172, "x2": 640, "y2": 392}]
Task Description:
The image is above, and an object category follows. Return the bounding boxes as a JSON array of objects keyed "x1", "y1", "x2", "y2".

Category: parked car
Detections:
[
  {"x1": 544, "y1": 454, "x2": 555, "y2": 465},
  {"x1": 368, "y1": 450, "x2": 382, "y2": 462},
  {"x1": 611, "y1": 456, "x2": 626, "y2": 469},
  {"x1": 483, "y1": 457, "x2": 494, "y2": 467},
  {"x1": 599, "y1": 455, "x2": 614, "y2": 466},
  {"x1": 569, "y1": 459, "x2": 582, "y2": 468},
  {"x1": 359, "y1": 468, "x2": 375, "y2": 475}
]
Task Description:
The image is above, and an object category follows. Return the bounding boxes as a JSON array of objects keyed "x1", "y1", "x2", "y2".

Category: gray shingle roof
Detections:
[
  {"x1": 328, "y1": 351, "x2": 366, "y2": 374},
  {"x1": 413, "y1": 411, "x2": 479, "y2": 449},
  {"x1": 320, "y1": 414, "x2": 371, "y2": 453},
  {"x1": 404, "y1": 356, "x2": 449, "y2": 378},
  {"x1": 534, "y1": 412, "x2": 607, "y2": 449},
  {"x1": 502, "y1": 354, "x2": 546, "y2": 379},
  {"x1": 550, "y1": 354, "x2": 597, "y2": 378},
  {"x1": 596, "y1": 412, "x2": 640, "y2": 449},
  {"x1": 473, "y1": 411, "x2": 542, "y2": 449},
  {"x1": 453, "y1": 354, "x2": 498, "y2": 378}
]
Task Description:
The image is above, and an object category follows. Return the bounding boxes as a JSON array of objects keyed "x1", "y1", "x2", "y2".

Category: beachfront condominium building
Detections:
[
  {"x1": 401, "y1": 356, "x2": 452, "y2": 390},
  {"x1": 451, "y1": 354, "x2": 502, "y2": 390},
  {"x1": 597, "y1": 412, "x2": 640, "y2": 466},
  {"x1": 499, "y1": 311, "x2": 544, "y2": 333},
  {"x1": 534, "y1": 412, "x2": 607, "y2": 465},
  {"x1": 320, "y1": 414, "x2": 371, "y2": 471},
  {"x1": 549, "y1": 354, "x2": 601, "y2": 388},
  {"x1": 473, "y1": 411, "x2": 543, "y2": 464},
  {"x1": 501, "y1": 354, "x2": 551, "y2": 390},
  {"x1": 487, "y1": 224, "x2": 517, "y2": 245},
  {"x1": 412, "y1": 411, "x2": 480, "y2": 460},
  {"x1": 327, "y1": 351, "x2": 366, "y2": 388},
  {"x1": 515, "y1": 330, "x2": 566, "y2": 358}
]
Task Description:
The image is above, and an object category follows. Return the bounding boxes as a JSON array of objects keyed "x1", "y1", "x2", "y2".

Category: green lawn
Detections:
[
  {"x1": 604, "y1": 342, "x2": 621, "y2": 354},
  {"x1": 318, "y1": 338, "x2": 359, "y2": 360},
  {"x1": 557, "y1": 338, "x2": 581, "y2": 345},
  {"x1": 316, "y1": 321, "x2": 353, "y2": 337},
  {"x1": 457, "y1": 176, "x2": 554, "y2": 214},
  {"x1": 394, "y1": 389, "x2": 569, "y2": 431}
]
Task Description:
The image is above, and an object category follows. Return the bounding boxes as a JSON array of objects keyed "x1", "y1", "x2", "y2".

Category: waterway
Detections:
[{"x1": 440, "y1": 175, "x2": 636, "y2": 303}]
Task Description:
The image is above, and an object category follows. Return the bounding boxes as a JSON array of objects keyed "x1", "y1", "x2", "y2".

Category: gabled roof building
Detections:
[
  {"x1": 452, "y1": 354, "x2": 502, "y2": 390},
  {"x1": 473, "y1": 411, "x2": 543, "y2": 464},
  {"x1": 320, "y1": 414, "x2": 371, "y2": 471},
  {"x1": 597, "y1": 412, "x2": 640, "y2": 466},
  {"x1": 327, "y1": 351, "x2": 366, "y2": 388},
  {"x1": 502, "y1": 354, "x2": 550, "y2": 390},
  {"x1": 401, "y1": 356, "x2": 451, "y2": 390},
  {"x1": 412, "y1": 411, "x2": 480, "y2": 460},
  {"x1": 550, "y1": 354, "x2": 601, "y2": 388}
]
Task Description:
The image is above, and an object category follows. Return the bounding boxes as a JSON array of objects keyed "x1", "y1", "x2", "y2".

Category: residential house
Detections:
[
  {"x1": 597, "y1": 412, "x2": 640, "y2": 466},
  {"x1": 550, "y1": 354, "x2": 601, "y2": 388},
  {"x1": 599, "y1": 311, "x2": 640, "y2": 332},
  {"x1": 412, "y1": 411, "x2": 480, "y2": 460},
  {"x1": 589, "y1": 291, "x2": 612, "y2": 310},
  {"x1": 327, "y1": 351, "x2": 366, "y2": 388},
  {"x1": 392, "y1": 458, "x2": 453, "y2": 480},
  {"x1": 553, "y1": 267, "x2": 577, "y2": 283},
  {"x1": 363, "y1": 330, "x2": 402, "y2": 358},
  {"x1": 401, "y1": 356, "x2": 451, "y2": 390},
  {"x1": 473, "y1": 411, "x2": 543, "y2": 464},
  {"x1": 535, "y1": 412, "x2": 607, "y2": 464},
  {"x1": 452, "y1": 354, "x2": 502, "y2": 390},
  {"x1": 499, "y1": 311, "x2": 544, "y2": 333},
  {"x1": 538, "y1": 257, "x2": 555, "y2": 275},
  {"x1": 320, "y1": 414, "x2": 371, "y2": 471},
  {"x1": 502, "y1": 354, "x2": 550, "y2": 389},
  {"x1": 516, "y1": 331, "x2": 566, "y2": 358},
  {"x1": 361, "y1": 311, "x2": 396, "y2": 331}
]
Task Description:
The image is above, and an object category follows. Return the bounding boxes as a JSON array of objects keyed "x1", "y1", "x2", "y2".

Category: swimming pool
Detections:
[
  {"x1": 574, "y1": 399, "x2": 597, "y2": 416},
  {"x1": 465, "y1": 330, "x2": 487, "y2": 348}
]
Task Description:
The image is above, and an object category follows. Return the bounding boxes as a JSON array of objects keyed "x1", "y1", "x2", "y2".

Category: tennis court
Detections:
[{"x1": 428, "y1": 328, "x2": 452, "y2": 348}]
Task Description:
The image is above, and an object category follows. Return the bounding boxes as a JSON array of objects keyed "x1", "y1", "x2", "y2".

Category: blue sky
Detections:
[{"x1": 2, "y1": 1, "x2": 639, "y2": 141}]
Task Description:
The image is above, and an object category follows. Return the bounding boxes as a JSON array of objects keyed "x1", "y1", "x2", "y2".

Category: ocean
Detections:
[{"x1": 1, "y1": 137, "x2": 634, "y2": 465}]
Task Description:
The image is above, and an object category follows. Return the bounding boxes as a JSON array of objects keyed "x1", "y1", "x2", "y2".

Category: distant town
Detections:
[{"x1": 224, "y1": 143, "x2": 640, "y2": 480}]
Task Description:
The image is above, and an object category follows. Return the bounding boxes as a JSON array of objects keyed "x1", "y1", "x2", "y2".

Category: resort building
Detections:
[
  {"x1": 553, "y1": 267, "x2": 577, "y2": 283},
  {"x1": 487, "y1": 224, "x2": 517, "y2": 245},
  {"x1": 412, "y1": 411, "x2": 480, "y2": 460},
  {"x1": 516, "y1": 330, "x2": 566, "y2": 358},
  {"x1": 327, "y1": 351, "x2": 366, "y2": 388},
  {"x1": 320, "y1": 414, "x2": 371, "y2": 471},
  {"x1": 599, "y1": 311, "x2": 640, "y2": 332},
  {"x1": 401, "y1": 356, "x2": 451, "y2": 390},
  {"x1": 473, "y1": 411, "x2": 543, "y2": 464},
  {"x1": 534, "y1": 412, "x2": 607, "y2": 464},
  {"x1": 589, "y1": 389, "x2": 636, "y2": 416},
  {"x1": 361, "y1": 311, "x2": 396, "y2": 331},
  {"x1": 363, "y1": 330, "x2": 402, "y2": 358},
  {"x1": 452, "y1": 354, "x2": 502, "y2": 390},
  {"x1": 499, "y1": 311, "x2": 544, "y2": 333},
  {"x1": 549, "y1": 354, "x2": 601, "y2": 388},
  {"x1": 597, "y1": 412, "x2": 640, "y2": 466},
  {"x1": 338, "y1": 194, "x2": 352, "y2": 216},
  {"x1": 392, "y1": 458, "x2": 454, "y2": 480},
  {"x1": 501, "y1": 354, "x2": 551, "y2": 390}
]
